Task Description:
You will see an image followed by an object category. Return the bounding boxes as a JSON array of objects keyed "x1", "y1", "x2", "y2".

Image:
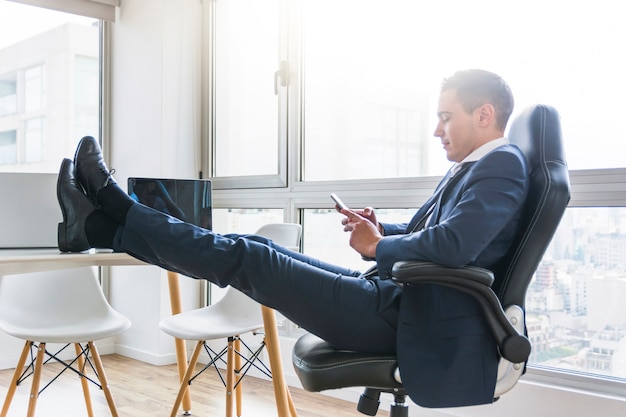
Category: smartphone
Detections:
[{"x1": 330, "y1": 193, "x2": 349, "y2": 211}]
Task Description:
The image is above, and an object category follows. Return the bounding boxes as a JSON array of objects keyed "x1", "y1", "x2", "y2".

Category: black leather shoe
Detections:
[
  {"x1": 57, "y1": 158, "x2": 96, "y2": 252},
  {"x1": 74, "y1": 136, "x2": 117, "y2": 206}
]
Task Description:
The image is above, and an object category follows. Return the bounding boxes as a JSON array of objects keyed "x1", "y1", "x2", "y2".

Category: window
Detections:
[
  {"x1": 24, "y1": 117, "x2": 44, "y2": 163},
  {"x1": 24, "y1": 65, "x2": 44, "y2": 113},
  {"x1": 0, "y1": 130, "x2": 16, "y2": 164},
  {"x1": 527, "y1": 207, "x2": 626, "y2": 380},
  {"x1": 303, "y1": 208, "x2": 415, "y2": 272},
  {"x1": 206, "y1": 0, "x2": 626, "y2": 389},
  {"x1": 301, "y1": 0, "x2": 626, "y2": 179},
  {"x1": 210, "y1": 0, "x2": 284, "y2": 186},
  {"x1": 211, "y1": 208, "x2": 284, "y2": 235},
  {"x1": 0, "y1": 1, "x2": 100, "y2": 173},
  {"x1": 0, "y1": 76, "x2": 16, "y2": 116}
]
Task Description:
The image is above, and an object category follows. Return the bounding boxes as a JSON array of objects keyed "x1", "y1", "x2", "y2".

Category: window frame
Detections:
[
  {"x1": 201, "y1": 0, "x2": 289, "y2": 190},
  {"x1": 202, "y1": 0, "x2": 626, "y2": 398}
]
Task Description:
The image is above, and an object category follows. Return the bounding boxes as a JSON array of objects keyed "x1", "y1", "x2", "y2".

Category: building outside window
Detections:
[{"x1": 0, "y1": 1, "x2": 100, "y2": 173}]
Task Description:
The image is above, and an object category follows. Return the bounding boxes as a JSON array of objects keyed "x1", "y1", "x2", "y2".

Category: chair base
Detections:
[
  {"x1": 1, "y1": 340, "x2": 119, "y2": 417},
  {"x1": 169, "y1": 335, "x2": 274, "y2": 417},
  {"x1": 358, "y1": 388, "x2": 409, "y2": 417}
]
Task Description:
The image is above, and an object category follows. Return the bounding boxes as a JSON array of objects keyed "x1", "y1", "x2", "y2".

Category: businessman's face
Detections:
[{"x1": 433, "y1": 89, "x2": 480, "y2": 163}]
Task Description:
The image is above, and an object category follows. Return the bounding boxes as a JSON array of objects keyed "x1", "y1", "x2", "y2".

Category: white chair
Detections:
[
  {"x1": 159, "y1": 223, "x2": 302, "y2": 417},
  {"x1": 0, "y1": 266, "x2": 131, "y2": 417}
]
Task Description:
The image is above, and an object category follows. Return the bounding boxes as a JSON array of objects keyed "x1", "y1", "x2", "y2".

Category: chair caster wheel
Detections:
[
  {"x1": 357, "y1": 388, "x2": 381, "y2": 416},
  {"x1": 390, "y1": 403, "x2": 409, "y2": 417}
]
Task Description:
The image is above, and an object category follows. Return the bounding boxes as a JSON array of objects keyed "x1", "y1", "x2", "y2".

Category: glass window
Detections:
[
  {"x1": 24, "y1": 65, "x2": 44, "y2": 113},
  {"x1": 0, "y1": 76, "x2": 16, "y2": 116},
  {"x1": 302, "y1": 208, "x2": 415, "y2": 272},
  {"x1": 74, "y1": 55, "x2": 99, "y2": 138},
  {"x1": 211, "y1": 208, "x2": 285, "y2": 235},
  {"x1": 206, "y1": 0, "x2": 626, "y2": 389},
  {"x1": 302, "y1": 0, "x2": 626, "y2": 180},
  {"x1": 24, "y1": 117, "x2": 44, "y2": 163},
  {"x1": 0, "y1": 1, "x2": 100, "y2": 173},
  {"x1": 302, "y1": 206, "x2": 626, "y2": 381},
  {"x1": 527, "y1": 207, "x2": 626, "y2": 380},
  {"x1": 212, "y1": 0, "x2": 281, "y2": 178},
  {"x1": 0, "y1": 130, "x2": 16, "y2": 164}
]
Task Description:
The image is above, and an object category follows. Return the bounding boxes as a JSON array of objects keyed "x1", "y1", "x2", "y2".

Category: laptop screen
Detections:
[{"x1": 127, "y1": 177, "x2": 212, "y2": 230}]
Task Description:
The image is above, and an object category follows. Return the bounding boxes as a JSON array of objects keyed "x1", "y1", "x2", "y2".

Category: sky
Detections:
[{"x1": 0, "y1": 1, "x2": 95, "y2": 49}]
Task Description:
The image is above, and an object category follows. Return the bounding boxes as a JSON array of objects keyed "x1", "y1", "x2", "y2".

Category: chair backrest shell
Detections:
[
  {"x1": 0, "y1": 266, "x2": 130, "y2": 342},
  {"x1": 492, "y1": 104, "x2": 570, "y2": 308}
]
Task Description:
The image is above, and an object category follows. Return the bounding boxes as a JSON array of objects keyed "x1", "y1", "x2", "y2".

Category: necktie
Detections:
[{"x1": 407, "y1": 162, "x2": 473, "y2": 233}]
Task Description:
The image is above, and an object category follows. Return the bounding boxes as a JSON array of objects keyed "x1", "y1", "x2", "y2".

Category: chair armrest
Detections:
[
  {"x1": 392, "y1": 261, "x2": 495, "y2": 286},
  {"x1": 391, "y1": 261, "x2": 531, "y2": 364}
]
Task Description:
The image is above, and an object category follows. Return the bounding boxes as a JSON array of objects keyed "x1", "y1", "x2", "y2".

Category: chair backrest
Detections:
[
  {"x1": 255, "y1": 223, "x2": 302, "y2": 251},
  {"x1": 0, "y1": 266, "x2": 130, "y2": 342},
  {"x1": 491, "y1": 104, "x2": 570, "y2": 308}
]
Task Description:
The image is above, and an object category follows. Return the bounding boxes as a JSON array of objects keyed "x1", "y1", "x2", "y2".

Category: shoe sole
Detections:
[{"x1": 56, "y1": 158, "x2": 72, "y2": 252}]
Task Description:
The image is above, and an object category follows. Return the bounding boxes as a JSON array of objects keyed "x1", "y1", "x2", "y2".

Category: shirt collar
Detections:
[{"x1": 450, "y1": 137, "x2": 509, "y2": 174}]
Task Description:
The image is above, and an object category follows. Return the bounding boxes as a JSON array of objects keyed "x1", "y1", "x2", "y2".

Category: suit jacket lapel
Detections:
[
  {"x1": 427, "y1": 162, "x2": 475, "y2": 227},
  {"x1": 406, "y1": 162, "x2": 475, "y2": 233}
]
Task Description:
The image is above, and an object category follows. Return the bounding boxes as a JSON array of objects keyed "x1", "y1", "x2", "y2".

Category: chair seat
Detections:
[
  {"x1": 0, "y1": 312, "x2": 130, "y2": 343},
  {"x1": 0, "y1": 267, "x2": 130, "y2": 416},
  {"x1": 159, "y1": 304, "x2": 264, "y2": 340},
  {"x1": 292, "y1": 333, "x2": 401, "y2": 392}
]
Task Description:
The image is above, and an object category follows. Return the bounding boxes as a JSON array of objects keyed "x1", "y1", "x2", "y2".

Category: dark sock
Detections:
[
  {"x1": 85, "y1": 210, "x2": 119, "y2": 249},
  {"x1": 97, "y1": 183, "x2": 135, "y2": 225}
]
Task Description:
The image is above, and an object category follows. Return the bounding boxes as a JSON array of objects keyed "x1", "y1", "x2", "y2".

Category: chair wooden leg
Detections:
[
  {"x1": 26, "y1": 342, "x2": 46, "y2": 417},
  {"x1": 234, "y1": 337, "x2": 243, "y2": 417},
  {"x1": 225, "y1": 336, "x2": 235, "y2": 417},
  {"x1": 167, "y1": 271, "x2": 192, "y2": 413},
  {"x1": 170, "y1": 341, "x2": 204, "y2": 417},
  {"x1": 87, "y1": 342, "x2": 119, "y2": 417},
  {"x1": 75, "y1": 343, "x2": 95, "y2": 417},
  {"x1": 261, "y1": 306, "x2": 297, "y2": 417},
  {"x1": 0, "y1": 341, "x2": 32, "y2": 417}
]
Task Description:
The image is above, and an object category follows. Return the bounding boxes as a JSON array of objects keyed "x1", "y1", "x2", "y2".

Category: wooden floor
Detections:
[{"x1": 0, "y1": 353, "x2": 388, "y2": 417}]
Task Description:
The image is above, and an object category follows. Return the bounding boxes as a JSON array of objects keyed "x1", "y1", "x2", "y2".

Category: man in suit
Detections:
[{"x1": 56, "y1": 69, "x2": 528, "y2": 408}]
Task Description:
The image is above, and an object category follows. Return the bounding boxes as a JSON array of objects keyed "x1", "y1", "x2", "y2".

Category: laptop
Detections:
[
  {"x1": 0, "y1": 172, "x2": 61, "y2": 248},
  {"x1": 127, "y1": 177, "x2": 212, "y2": 230}
]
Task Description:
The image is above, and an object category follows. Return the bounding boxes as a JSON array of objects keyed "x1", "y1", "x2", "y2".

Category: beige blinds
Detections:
[{"x1": 7, "y1": 0, "x2": 119, "y2": 21}]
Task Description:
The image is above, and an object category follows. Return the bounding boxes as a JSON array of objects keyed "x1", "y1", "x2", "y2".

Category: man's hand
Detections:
[{"x1": 339, "y1": 208, "x2": 382, "y2": 259}]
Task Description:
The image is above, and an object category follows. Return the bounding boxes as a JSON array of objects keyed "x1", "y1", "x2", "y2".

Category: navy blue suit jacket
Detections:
[{"x1": 376, "y1": 144, "x2": 529, "y2": 407}]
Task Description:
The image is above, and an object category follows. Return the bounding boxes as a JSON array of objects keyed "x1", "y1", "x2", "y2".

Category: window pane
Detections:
[
  {"x1": 528, "y1": 207, "x2": 626, "y2": 380},
  {"x1": 0, "y1": 130, "x2": 16, "y2": 164},
  {"x1": 0, "y1": 77, "x2": 16, "y2": 116},
  {"x1": 0, "y1": 1, "x2": 100, "y2": 173},
  {"x1": 211, "y1": 208, "x2": 284, "y2": 235},
  {"x1": 213, "y1": 0, "x2": 280, "y2": 177},
  {"x1": 24, "y1": 117, "x2": 44, "y2": 163},
  {"x1": 302, "y1": 0, "x2": 625, "y2": 180},
  {"x1": 302, "y1": 208, "x2": 415, "y2": 272},
  {"x1": 303, "y1": 206, "x2": 626, "y2": 381},
  {"x1": 24, "y1": 65, "x2": 44, "y2": 113}
]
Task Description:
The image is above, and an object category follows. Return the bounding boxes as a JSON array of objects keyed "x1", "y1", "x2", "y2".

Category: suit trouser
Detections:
[{"x1": 112, "y1": 203, "x2": 402, "y2": 353}]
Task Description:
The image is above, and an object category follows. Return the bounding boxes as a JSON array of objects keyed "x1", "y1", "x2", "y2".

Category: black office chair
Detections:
[{"x1": 292, "y1": 104, "x2": 570, "y2": 416}]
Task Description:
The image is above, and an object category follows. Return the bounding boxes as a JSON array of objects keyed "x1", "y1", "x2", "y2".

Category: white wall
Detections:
[
  {"x1": 107, "y1": 0, "x2": 202, "y2": 365},
  {"x1": 105, "y1": 1, "x2": 626, "y2": 416}
]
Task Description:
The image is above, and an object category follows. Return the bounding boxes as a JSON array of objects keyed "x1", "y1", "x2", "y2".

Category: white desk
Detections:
[
  {"x1": 0, "y1": 249, "x2": 144, "y2": 275},
  {"x1": 0, "y1": 249, "x2": 297, "y2": 417}
]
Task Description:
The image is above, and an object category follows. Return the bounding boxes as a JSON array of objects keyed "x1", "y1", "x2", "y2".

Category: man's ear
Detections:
[{"x1": 477, "y1": 103, "x2": 496, "y2": 127}]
